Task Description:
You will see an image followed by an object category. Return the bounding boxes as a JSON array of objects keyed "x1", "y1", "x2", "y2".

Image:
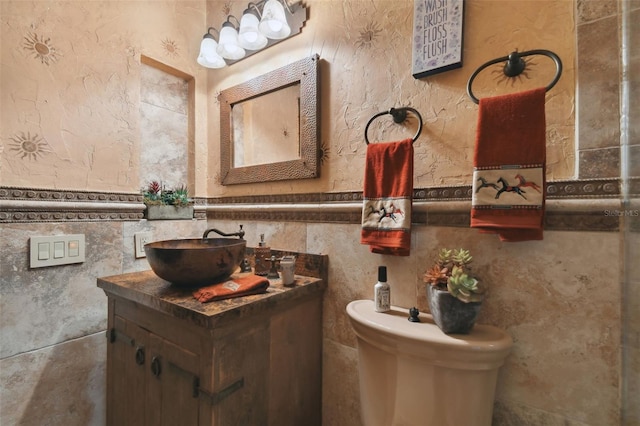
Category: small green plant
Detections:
[
  {"x1": 447, "y1": 265, "x2": 483, "y2": 303},
  {"x1": 142, "y1": 181, "x2": 191, "y2": 207},
  {"x1": 423, "y1": 248, "x2": 485, "y2": 303}
]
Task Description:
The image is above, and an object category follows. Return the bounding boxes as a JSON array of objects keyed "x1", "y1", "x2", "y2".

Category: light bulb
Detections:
[
  {"x1": 259, "y1": 0, "x2": 291, "y2": 40},
  {"x1": 197, "y1": 34, "x2": 226, "y2": 68},
  {"x1": 217, "y1": 22, "x2": 246, "y2": 60},
  {"x1": 239, "y1": 9, "x2": 268, "y2": 50}
]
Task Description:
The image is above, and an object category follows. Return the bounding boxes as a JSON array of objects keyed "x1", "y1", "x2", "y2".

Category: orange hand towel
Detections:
[
  {"x1": 470, "y1": 87, "x2": 547, "y2": 242},
  {"x1": 361, "y1": 138, "x2": 413, "y2": 256},
  {"x1": 193, "y1": 274, "x2": 270, "y2": 303}
]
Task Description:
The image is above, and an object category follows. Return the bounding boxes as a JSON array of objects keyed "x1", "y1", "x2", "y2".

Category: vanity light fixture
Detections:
[
  {"x1": 259, "y1": 0, "x2": 292, "y2": 39},
  {"x1": 197, "y1": 0, "x2": 306, "y2": 69},
  {"x1": 239, "y1": 4, "x2": 269, "y2": 50},
  {"x1": 197, "y1": 28, "x2": 226, "y2": 69},
  {"x1": 217, "y1": 16, "x2": 246, "y2": 60}
]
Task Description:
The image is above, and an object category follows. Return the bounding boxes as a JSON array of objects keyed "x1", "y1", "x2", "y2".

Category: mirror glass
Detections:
[
  {"x1": 219, "y1": 54, "x2": 319, "y2": 185},
  {"x1": 232, "y1": 84, "x2": 300, "y2": 167}
]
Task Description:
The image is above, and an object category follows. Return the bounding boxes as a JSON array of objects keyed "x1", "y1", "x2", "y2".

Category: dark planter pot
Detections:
[{"x1": 427, "y1": 285, "x2": 482, "y2": 334}]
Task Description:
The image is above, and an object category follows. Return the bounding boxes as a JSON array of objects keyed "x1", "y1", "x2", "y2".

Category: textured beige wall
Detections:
[
  {"x1": 0, "y1": 0, "x2": 209, "y2": 194},
  {"x1": 209, "y1": 0, "x2": 575, "y2": 197},
  {"x1": 1, "y1": 0, "x2": 575, "y2": 196}
]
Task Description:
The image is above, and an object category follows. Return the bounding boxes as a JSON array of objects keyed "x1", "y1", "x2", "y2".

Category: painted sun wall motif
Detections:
[
  {"x1": 7, "y1": 31, "x2": 60, "y2": 164},
  {"x1": 1, "y1": 0, "x2": 206, "y2": 192},
  {"x1": 9, "y1": 132, "x2": 51, "y2": 161},
  {"x1": 161, "y1": 38, "x2": 179, "y2": 58},
  {"x1": 22, "y1": 31, "x2": 61, "y2": 65}
]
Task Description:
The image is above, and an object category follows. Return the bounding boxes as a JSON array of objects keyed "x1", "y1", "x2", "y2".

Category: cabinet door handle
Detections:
[
  {"x1": 151, "y1": 356, "x2": 162, "y2": 377},
  {"x1": 135, "y1": 346, "x2": 145, "y2": 365}
]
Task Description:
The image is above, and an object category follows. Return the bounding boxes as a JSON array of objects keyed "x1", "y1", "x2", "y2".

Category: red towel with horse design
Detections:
[
  {"x1": 361, "y1": 138, "x2": 413, "y2": 256},
  {"x1": 471, "y1": 87, "x2": 547, "y2": 241}
]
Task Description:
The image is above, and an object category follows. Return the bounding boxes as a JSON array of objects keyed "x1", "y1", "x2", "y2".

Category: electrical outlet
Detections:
[{"x1": 134, "y1": 231, "x2": 153, "y2": 258}]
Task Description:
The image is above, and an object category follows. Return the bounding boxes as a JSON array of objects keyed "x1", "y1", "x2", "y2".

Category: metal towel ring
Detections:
[
  {"x1": 364, "y1": 107, "x2": 423, "y2": 145},
  {"x1": 466, "y1": 49, "x2": 563, "y2": 104}
]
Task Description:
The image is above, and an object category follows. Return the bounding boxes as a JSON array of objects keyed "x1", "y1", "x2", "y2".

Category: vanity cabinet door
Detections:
[
  {"x1": 107, "y1": 315, "x2": 147, "y2": 425},
  {"x1": 146, "y1": 334, "x2": 201, "y2": 426},
  {"x1": 107, "y1": 315, "x2": 201, "y2": 426},
  {"x1": 213, "y1": 321, "x2": 270, "y2": 426}
]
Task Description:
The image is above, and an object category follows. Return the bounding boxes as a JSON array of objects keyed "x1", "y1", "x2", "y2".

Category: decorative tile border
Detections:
[
  {"x1": 0, "y1": 187, "x2": 144, "y2": 203},
  {"x1": 0, "y1": 178, "x2": 632, "y2": 232},
  {"x1": 0, "y1": 187, "x2": 206, "y2": 222},
  {"x1": 546, "y1": 179, "x2": 620, "y2": 198},
  {"x1": 1, "y1": 208, "x2": 145, "y2": 222},
  {"x1": 206, "y1": 178, "x2": 626, "y2": 232},
  {"x1": 208, "y1": 201, "x2": 622, "y2": 232},
  {"x1": 208, "y1": 178, "x2": 621, "y2": 205}
]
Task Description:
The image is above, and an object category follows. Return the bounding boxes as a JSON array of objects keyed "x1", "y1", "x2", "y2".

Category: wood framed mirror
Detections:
[{"x1": 219, "y1": 54, "x2": 320, "y2": 185}]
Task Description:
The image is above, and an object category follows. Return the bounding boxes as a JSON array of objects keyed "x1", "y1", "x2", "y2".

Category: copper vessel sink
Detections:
[{"x1": 144, "y1": 238, "x2": 246, "y2": 287}]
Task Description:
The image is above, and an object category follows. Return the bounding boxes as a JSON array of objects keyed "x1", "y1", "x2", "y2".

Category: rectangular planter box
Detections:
[{"x1": 145, "y1": 205, "x2": 194, "y2": 220}]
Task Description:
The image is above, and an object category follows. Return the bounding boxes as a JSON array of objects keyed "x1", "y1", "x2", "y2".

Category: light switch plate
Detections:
[
  {"x1": 30, "y1": 234, "x2": 85, "y2": 268},
  {"x1": 134, "y1": 231, "x2": 153, "y2": 258}
]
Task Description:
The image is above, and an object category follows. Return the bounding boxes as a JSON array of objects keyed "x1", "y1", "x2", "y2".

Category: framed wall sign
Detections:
[{"x1": 412, "y1": 0, "x2": 465, "y2": 79}]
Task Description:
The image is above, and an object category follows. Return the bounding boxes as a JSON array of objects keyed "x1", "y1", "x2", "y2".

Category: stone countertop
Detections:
[{"x1": 97, "y1": 269, "x2": 326, "y2": 329}]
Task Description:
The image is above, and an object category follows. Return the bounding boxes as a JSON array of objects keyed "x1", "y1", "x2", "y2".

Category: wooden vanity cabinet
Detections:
[{"x1": 100, "y1": 270, "x2": 324, "y2": 426}]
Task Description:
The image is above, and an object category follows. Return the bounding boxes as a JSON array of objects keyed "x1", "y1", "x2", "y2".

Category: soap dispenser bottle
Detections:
[
  {"x1": 254, "y1": 234, "x2": 271, "y2": 276},
  {"x1": 374, "y1": 266, "x2": 390, "y2": 312}
]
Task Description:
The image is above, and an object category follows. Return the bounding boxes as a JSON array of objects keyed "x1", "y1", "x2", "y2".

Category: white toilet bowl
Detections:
[{"x1": 346, "y1": 299, "x2": 513, "y2": 426}]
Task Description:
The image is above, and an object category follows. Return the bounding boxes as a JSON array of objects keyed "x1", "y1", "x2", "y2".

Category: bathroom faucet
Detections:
[{"x1": 202, "y1": 224, "x2": 245, "y2": 239}]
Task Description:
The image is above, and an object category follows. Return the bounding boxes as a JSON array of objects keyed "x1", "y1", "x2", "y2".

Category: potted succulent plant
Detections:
[
  {"x1": 423, "y1": 248, "x2": 485, "y2": 334},
  {"x1": 142, "y1": 180, "x2": 193, "y2": 220}
]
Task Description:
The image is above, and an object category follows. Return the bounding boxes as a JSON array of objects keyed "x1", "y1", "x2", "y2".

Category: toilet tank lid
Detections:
[{"x1": 346, "y1": 299, "x2": 513, "y2": 353}]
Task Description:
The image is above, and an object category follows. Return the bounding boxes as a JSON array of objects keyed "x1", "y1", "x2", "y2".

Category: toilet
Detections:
[{"x1": 346, "y1": 299, "x2": 513, "y2": 426}]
